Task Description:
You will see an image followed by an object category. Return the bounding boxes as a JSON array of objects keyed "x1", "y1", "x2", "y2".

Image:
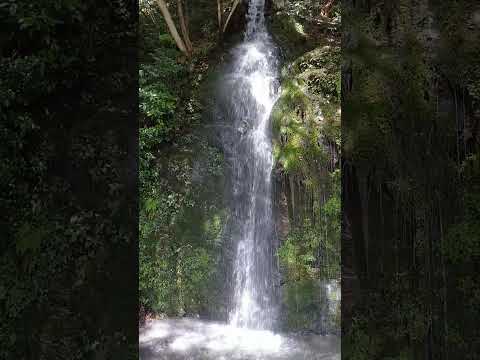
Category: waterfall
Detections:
[
  {"x1": 245, "y1": 0, "x2": 266, "y2": 38},
  {"x1": 140, "y1": 2, "x2": 342, "y2": 358},
  {"x1": 219, "y1": 0, "x2": 280, "y2": 330}
]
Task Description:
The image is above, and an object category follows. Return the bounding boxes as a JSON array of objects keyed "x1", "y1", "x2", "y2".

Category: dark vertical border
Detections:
[
  {"x1": 1, "y1": 0, "x2": 139, "y2": 358},
  {"x1": 342, "y1": 1, "x2": 480, "y2": 359}
]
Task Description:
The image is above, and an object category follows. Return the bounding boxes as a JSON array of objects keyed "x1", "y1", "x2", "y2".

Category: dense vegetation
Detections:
[
  {"x1": 139, "y1": 0, "x2": 229, "y2": 320},
  {"x1": 342, "y1": 1, "x2": 480, "y2": 358},
  {"x1": 1, "y1": 0, "x2": 137, "y2": 358}
]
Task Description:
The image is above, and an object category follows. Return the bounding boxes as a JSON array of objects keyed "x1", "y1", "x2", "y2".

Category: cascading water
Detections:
[{"x1": 221, "y1": 0, "x2": 280, "y2": 330}]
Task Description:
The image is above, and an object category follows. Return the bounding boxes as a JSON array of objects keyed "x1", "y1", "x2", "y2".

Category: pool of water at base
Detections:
[{"x1": 139, "y1": 318, "x2": 340, "y2": 360}]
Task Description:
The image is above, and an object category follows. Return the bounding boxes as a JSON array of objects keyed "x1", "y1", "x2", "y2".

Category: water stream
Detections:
[{"x1": 225, "y1": 0, "x2": 279, "y2": 330}]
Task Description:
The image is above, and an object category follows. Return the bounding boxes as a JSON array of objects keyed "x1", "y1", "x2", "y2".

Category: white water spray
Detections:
[{"x1": 221, "y1": 0, "x2": 280, "y2": 329}]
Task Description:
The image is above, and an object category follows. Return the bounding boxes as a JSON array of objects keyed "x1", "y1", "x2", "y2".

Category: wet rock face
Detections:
[
  {"x1": 264, "y1": 0, "x2": 275, "y2": 14},
  {"x1": 271, "y1": 0, "x2": 286, "y2": 10},
  {"x1": 273, "y1": 171, "x2": 290, "y2": 241},
  {"x1": 267, "y1": 3, "x2": 341, "y2": 336}
]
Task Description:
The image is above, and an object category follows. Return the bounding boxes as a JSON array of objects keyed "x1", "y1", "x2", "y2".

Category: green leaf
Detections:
[{"x1": 15, "y1": 223, "x2": 48, "y2": 255}]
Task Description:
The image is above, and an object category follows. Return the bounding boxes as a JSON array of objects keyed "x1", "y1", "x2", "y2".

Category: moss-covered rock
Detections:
[
  {"x1": 272, "y1": 44, "x2": 340, "y2": 176},
  {"x1": 270, "y1": 9, "x2": 341, "y2": 334},
  {"x1": 269, "y1": 12, "x2": 310, "y2": 60}
]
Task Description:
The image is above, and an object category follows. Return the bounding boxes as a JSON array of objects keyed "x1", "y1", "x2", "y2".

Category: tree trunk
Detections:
[
  {"x1": 177, "y1": 0, "x2": 193, "y2": 54},
  {"x1": 321, "y1": 0, "x2": 336, "y2": 18},
  {"x1": 155, "y1": 0, "x2": 189, "y2": 56},
  {"x1": 217, "y1": 0, "x2": 223, "y2": 32},
  {"x1": 223, "y1": 0, "x2": 241, "y2": 33}
]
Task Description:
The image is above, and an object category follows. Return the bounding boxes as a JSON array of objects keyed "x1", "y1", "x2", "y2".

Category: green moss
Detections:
[
  {"x1": 269, "y1": 8, "x2": 342, "y2": 333},
  {"x1": 269, "y1": 12, "x2": 310, "y2": 60},
  {"x1": 271, "y1": 44, "x2": 340, "y2": 175}
]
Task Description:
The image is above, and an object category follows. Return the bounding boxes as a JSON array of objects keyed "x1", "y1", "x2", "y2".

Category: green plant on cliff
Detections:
[{"x1": 270, "y1": 3, "x2": 341, "y2": 332}]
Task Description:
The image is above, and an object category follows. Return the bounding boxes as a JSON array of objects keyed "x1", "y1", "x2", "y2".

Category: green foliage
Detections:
[
  {"x1": 343, "y1": 316, "x2": 380, "y2": 360},
  {"x1": 278, "y1": 170, "x2": 340, "y2": 278},
  {"x1": 138, "y1": 3, "x2": 228, "y2": 319},
  {"x1": 272, "y1": 44, "x2": 340, "y2": 178},
  {"x1": 270, "y1": 7, "x2": 341, "y2": 333},
  {"x1": 277, "y1": 170, "x2": 341, "y2": 331},
  {"x1": 269, "y1": 13, "x2": 309, "y2": 59},
  {"x1": 139, "y1": 38, "x2": 186, "y2": 139},
  {"x1": 445, "y1": 155, "x2": 480, "y2": 263},
  {"x1": 139, "y1": 133, "x2": 227, "y2": 316},
  {"x1": 15, "y1": 222, "x2": 49, "y2": 255},
  {"x1": 282, "y1": 279, "x2": 318, "y2": 329}
]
